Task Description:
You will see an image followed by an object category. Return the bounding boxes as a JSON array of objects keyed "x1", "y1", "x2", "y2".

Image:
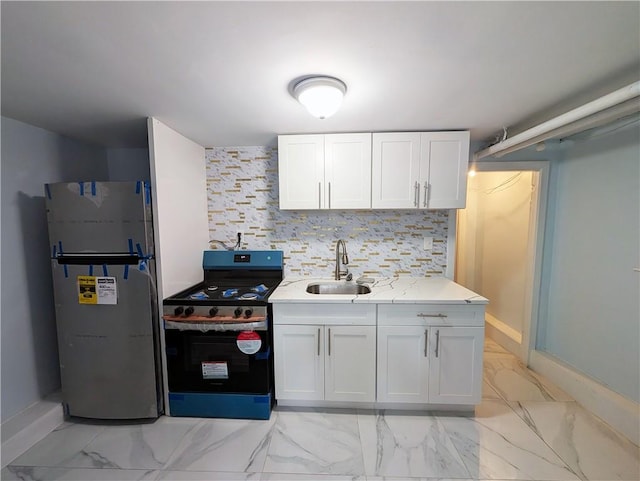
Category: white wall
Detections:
[
  {"x1": 0, "y1": 117, "x2": 108, "y2": 422},
  {"x1": 539, "y1": 124, "x2": 640, "y2": 403},
  {"x1": 147, "y1": 118, "x2": 208, "y2": 299},
  {"x1": 457, "y1": 171, "x2": 533, "y2": 337}
]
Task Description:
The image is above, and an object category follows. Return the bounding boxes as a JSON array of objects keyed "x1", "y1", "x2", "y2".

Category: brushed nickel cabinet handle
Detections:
[
  {"x1": 417, "y1": 313, "x2": 448, "y2": 318},
  {"x1": 414, "y1": 181, "x2": 419, "y2": 207},
  {"x1": 424, "y1": 329, "x2": 428, "y2": 357},
  {"x1": 423, "y1": 182, "x2": 428, "y2": 207},
  {"x1": 328, "y1": 328, "x2": 331, "y2": 356},
  {"x1": 435, "y1": 330, "x2": 440, "y2": 358},
  {"x1": 317, "y1": 328, "x2": 321, "y2": 356}
]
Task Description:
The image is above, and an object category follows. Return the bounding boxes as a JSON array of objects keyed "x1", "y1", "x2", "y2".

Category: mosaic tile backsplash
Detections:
[{"x1": 206, "y1": 146, "x2": 449, "y2": 278}]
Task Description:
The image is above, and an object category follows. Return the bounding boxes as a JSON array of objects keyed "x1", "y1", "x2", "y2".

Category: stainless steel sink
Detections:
[{"x1": 306, "y1": 282, "x2": 371, "y2": 295}]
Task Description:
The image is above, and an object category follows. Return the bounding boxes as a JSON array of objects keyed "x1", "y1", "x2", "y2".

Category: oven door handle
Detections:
[{"x1": 162, "y1": 319, "x2": 268, "y2": 332}]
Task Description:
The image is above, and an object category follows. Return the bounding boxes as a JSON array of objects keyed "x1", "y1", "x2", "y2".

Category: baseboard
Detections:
[
  {"x1": 529, "y1": 350, "x2": 639, "y2": 446},
  {"x1": 485, "y1": 312, "x2": 522, "y2": 356},
  {"x1": 1, "y1": 392, "x2": 64, "y2": 468}
]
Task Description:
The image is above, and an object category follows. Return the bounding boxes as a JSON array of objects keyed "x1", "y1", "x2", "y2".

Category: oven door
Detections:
[{"x1": 165, "y1": 328, "x2": 271, "y2": 394}]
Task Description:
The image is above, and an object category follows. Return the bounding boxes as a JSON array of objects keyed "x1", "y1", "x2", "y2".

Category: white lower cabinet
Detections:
[
  {"x1": 273, "y1": 304, "x2": 377, "y2": 403},
  {"x1": 325, "y1": 325, "x2": 376, "y2": 402},
  {"x1": 377, "y1": 325, "x2": 429, "y2": 403},
  {"x1": 428, "y1": 326, "x2": 483, "y2": 404},
  {"x1": 273, "y1": 302, "x2": 484, "y2": 407},
  {"x1": 273, "y1": 325, "x2": 324, "y2": 401},
  {"x1": 377, "y1": 304, "x2": 485, "y2": 406}
]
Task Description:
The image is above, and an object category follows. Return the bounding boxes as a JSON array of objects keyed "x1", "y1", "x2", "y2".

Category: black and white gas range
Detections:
[{"x1": 162, "y1": 250, "x2": 283, "y2": 420}]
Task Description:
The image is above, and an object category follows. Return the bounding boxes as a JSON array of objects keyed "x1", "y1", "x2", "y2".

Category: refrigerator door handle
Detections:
[{"x1": 55, "y1": 254, "x2": 142, "y2": 265}]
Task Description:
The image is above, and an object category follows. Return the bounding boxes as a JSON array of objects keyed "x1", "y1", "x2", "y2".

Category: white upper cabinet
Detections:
[
  {"x1": 324, "y1": 134, "x2": 372, "y2": 209},
  {"x1": 278, "y1": 133, "x2": 372, "y2": 209},
  {"x1": 279, "y1": 131, "x2": 469, "y2": 210},
  {"x1": 372, "y1": 131, "x2": 470, "y2": 209},
  {"x1": 420, "y1": 131, "x2": 470, "y2": 209},
  {"x1": 371, "y1": 132, "x2": 421, "y2": 209},
  {"x1": 277, "y1": 134, "x2": 325, "y2": 209}
]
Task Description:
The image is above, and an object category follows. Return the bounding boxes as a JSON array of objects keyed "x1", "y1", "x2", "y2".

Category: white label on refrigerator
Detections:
[
  {"x1": 96, "y1": 277, "x2": 117, "y2": 305},
  {"x1": 202, "y1": 361, "x2": 228, "y2": 379}
]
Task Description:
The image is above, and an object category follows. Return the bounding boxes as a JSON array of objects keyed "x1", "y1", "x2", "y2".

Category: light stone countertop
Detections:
[{"x1": 269, "y1": 276, "x2": 488, "y2": 304}]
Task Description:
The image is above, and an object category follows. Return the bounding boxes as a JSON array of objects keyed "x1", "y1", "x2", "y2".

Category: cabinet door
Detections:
[
  {"x1": 325, "y1": 325, "x2": 376, "y2": 402},
  {"x1": 325, "y1": 133, "x2": 372, "y2": 209},
  {"x1": 372, "y1": 133, "x2": 421, "y2": 208},
  {"x1": 273, "y1": 325, "x2": 324, "y2": 401},
  {"x1": 278, "y1": 135, "x2": 325, "y2": 209},
  {"x1": 377, "y1": 326, "x2": 429, "y2": 403},
  {"x1": 428, "y1": 326, "x2": 483, "y2": 404},
  {"x1": 420, "y1": 131, "x2": 470, "y2": 209}
]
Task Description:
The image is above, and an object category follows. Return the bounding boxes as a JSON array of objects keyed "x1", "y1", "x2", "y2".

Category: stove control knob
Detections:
[
  {"x1": 184, "y1": 306, "x2": 195, "y2": 317},
  {"x1": 208, "y1": 307, "x2": 219, "y2": 317},
  {"x1": 174, "y1": 306, "x2": 184, "y2": 316},
  {"x1": 233, "y1": 307, "x2": 243, "y2": 318},
  {"x1": 244, "y1": 309, "x2": 253, "y2": 319}
]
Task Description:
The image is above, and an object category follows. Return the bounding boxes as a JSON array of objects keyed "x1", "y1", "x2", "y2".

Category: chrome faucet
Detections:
[{"x1": 335, "y1": 239, "x2": 351, "y2": 281}]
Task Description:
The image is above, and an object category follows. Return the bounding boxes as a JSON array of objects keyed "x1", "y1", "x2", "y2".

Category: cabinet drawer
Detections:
[
  {"x1": 377, "y1": 304, "x2": 484, "y2": 327},
  {"x1": 273, "y1": 303, "x2": 376, "y2": 326}
]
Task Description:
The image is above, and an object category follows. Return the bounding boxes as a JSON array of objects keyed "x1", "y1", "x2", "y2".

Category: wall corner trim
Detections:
[
  {"x1": 529, "y1": 350, "x2": 639, "y2": 446},
  {"x1": 1, "y1": 393, "x2": 64, "y2": 468}
]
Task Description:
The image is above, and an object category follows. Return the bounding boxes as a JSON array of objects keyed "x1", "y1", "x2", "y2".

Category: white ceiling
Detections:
[{"x1": 2, "y1": 1, "x2": 639, "y2": 149}]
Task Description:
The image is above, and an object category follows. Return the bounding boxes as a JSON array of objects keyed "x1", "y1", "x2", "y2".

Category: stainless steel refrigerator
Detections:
[{"x1": 45, "y1": 181, "x2": 163, "y2": 419}]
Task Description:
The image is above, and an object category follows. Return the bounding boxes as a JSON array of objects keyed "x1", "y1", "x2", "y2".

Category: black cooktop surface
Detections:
[{"x1": 165, "y1": 281, "x2": 279, "y2": 304}]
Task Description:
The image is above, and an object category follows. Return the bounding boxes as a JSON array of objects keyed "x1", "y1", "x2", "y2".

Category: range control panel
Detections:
[{"x1": 162, "y1": 305, "x2": 267, "y2": 322}]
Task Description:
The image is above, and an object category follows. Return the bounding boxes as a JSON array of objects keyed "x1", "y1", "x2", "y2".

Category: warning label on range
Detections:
[
  {"x1": 77, "y1": 276, "x2": 117, "y2": 305},
  {"x1": 202, "y1": 361, "x2": 228, "y2": 379},
  {"x1": 236, "y1": 330, "x2": 262, "y2": 355}
]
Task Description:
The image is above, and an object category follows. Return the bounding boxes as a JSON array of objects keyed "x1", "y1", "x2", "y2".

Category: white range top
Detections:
[{"x1": 269, "y1": 277, "x2": 488, "y2": 305}]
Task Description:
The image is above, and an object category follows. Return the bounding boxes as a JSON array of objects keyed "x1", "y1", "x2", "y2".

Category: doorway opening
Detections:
[{"x1": 454, "y1": 161, "x2": 549, "y2": 363}]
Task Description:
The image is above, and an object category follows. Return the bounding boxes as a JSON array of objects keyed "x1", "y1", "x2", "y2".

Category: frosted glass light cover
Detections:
[{"x1": 293, "y1": 77, "x2": 346, "y2": 119}]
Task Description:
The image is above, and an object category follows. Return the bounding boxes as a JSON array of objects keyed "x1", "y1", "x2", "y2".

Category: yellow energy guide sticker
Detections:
[{"x1": 77, "y1": 276, "x2": 97, "y2": 304}]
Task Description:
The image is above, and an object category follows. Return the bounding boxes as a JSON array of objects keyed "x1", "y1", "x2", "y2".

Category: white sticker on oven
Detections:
[
  {"x1": 201, "y1": 361, "x2": 228, "y2": 379},
  {"x1": 236, "y1": 330, "x2": 262, "y2": 355}
]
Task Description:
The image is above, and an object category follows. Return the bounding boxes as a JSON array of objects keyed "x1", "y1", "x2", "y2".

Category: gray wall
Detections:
[
  {"x1": 107, "y1": 148, "x2": 150, "y2": 181},
  {"x1": 537, "y1": 124, "x2": 640, "y2": 403},
  {"x1": 1, "y1": 117, "x2": 109, "y2": 422}
]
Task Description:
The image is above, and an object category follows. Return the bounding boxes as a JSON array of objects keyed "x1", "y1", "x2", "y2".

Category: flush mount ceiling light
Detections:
[{"x1": 293, "y1": 76, "x2": 347, "y2": 119}]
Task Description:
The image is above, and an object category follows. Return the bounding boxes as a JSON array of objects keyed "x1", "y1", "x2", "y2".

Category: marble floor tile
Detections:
[
  {"x1": 367, "y1": 478, "x2": 476, "y2": 481},
  {"x1": 152, "y1": 470, "x2": 261, "y2": 480},
  {"x1": 509, "y1": 401, "x2": 640, "y2": 480},
  {"x1": 261, "y1": 474, "x2": 364, "y2": 480},
  {"x1": 1, "y1": 466, "x2": 156, "y2": 480},
  {"x1": 61, "y1": 416, "x2": 201, "y2": 470},
  {"x1": 484, "y1": 354, "x2": 574, "y2": 401},
  {"x1": 358, "y1": 410, "x2": 469, "y2": 479},
  {"x1": 164, "y1": 415, "x2": 276, "y2": 472},
  {"x1": 10, "y1": 421, "x2": 106, "y2": 467},
  {"x1": 438, "y1": 400, "x2": 580, "y2": 480},
  {"x1": 263, "y1": 408, "x2": 364, "y2": 476}
]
